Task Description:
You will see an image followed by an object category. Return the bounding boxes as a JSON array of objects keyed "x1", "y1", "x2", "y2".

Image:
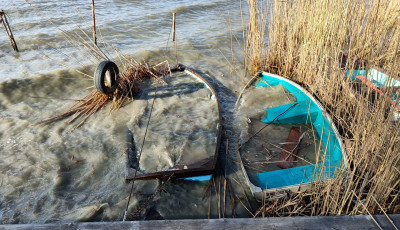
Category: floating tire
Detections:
[{"x1": 94, "y1": 60, "x2": 119, "y2": 94}]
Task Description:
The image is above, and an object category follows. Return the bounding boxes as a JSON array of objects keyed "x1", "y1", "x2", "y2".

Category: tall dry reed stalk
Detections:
[
  {"x1": 245, "y1": 0, "x2": 266, "y2": 75},
  {"x1": 247, "y1": 0, "x2": 400, "y2": 216}
]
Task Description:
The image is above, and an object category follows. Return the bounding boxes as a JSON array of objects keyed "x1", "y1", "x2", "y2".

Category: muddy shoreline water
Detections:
[{"x1": 0, "y1": 0, "x2": 259, "y2": 223}]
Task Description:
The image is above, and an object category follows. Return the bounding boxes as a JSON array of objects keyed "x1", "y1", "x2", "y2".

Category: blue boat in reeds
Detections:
[
  {"x1": 236, "y1": 72, "x2": 346, "y2": 200},
  {"x1": 340, "y1": 52, "x2": 400, "y2": 117}
]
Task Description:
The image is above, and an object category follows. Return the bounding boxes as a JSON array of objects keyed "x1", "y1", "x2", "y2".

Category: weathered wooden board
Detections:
[{"x1": 1, "y1": 215, "x2": 399, "y2": 230}]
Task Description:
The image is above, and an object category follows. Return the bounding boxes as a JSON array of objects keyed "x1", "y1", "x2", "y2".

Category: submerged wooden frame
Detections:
[{"x1": 125, "y1": 64, "x2": 222, "y2": 181}]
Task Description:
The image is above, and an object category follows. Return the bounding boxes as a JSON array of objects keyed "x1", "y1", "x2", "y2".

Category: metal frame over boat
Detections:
[
  {"x1": 236, "y1": 72, "x2": 346, "y2": 200},
  {"x1": 125, "y1": 64, "x2": 222, "y2": 181}
]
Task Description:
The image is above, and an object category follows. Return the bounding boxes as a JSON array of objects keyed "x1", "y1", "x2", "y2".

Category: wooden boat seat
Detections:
[{"x1": 277, "y1": 127, "x2": 303, "y2": 169}]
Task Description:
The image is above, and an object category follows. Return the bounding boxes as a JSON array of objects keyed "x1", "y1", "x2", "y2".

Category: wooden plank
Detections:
[
  {"x1": 0, "y1": 215, "x2": 399, "y2": 230},
  {"x1": 277, "y1": 126, "x2": 303, "y2": 169}
]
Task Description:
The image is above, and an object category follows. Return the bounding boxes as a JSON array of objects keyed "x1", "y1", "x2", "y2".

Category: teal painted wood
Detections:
[
  {"x1": 183, "y1": 175, "x2": 212, "y2": 181},
  {"x1": 254, "y1": 73, "x2": 345, "y2": 190},
  {"x1": 346, "y1": 68, "x2": 400, "y2": 88},
  {"x1": 345, "y1": 68, "x2": 400, "y2": 108},
  {"x1": 262, "y1": 102, "x2": 319, "y2": 124}
]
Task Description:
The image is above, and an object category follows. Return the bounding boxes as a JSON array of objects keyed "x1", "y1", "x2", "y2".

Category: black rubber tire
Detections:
[{"x1": 94, "y1": 60, "x2": 119, "y2": 94}]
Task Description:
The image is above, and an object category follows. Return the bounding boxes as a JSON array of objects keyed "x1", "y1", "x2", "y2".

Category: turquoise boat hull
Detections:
[{"x1": 237, "y1": 72, "x2": 346, "y2": 199}]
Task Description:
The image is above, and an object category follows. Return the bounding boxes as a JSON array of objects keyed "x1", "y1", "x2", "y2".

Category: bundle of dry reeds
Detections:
[
  {"x1": 42, "y1": 61, "x2": 170, "y2": 126},
  {"x1": 246, "y1": 0, "x2": 400, "y2": 217},
  {"x1": 245, "y1": 0, "x2": 264, "y2": 75}
]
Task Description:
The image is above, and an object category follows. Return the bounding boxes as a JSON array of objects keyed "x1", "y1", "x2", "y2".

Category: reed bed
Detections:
[
  {"x1": 245, "y1": 0, "x2": 400, "y2": 217},
  {"x1": 245, "y1": 0, "x2": 264, "y2": 75}
]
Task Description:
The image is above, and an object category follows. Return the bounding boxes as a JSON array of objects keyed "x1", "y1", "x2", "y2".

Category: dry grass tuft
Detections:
[
  {"x1": 247, "y1": 0, "x2": 400, "y2": 216},
  {"x1": 41, "y1": 61, "x2": 170, "y2": 126},
  {"x1": 254, "y1": 192, "x2": 309, "y2": 217}
]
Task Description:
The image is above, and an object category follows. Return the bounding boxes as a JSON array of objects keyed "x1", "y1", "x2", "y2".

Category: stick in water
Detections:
[
  {"x1": 91, "y1": 0, "x2": 97, "y2": 46},
  {"x1": 172, "y1": 12, "x2": 176, "y2": 42},
  {"x1": 1, "y1": 10, "x2": 18, "y2": 52}
]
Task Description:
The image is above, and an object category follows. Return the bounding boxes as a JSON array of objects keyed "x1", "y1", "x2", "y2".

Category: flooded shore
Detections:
[{"x1": 0, "y1": 0, "x2": 253, "y2": 223}]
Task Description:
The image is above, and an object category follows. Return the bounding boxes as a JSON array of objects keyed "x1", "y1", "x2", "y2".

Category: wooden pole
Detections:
[
  {"x1": 91, "y1": 0, "x2": 97, "y2": 46},
  {"x1": 1, "y1": 10, "x2": 18, "y2": 52},
  {"x1": 172, "y1": 12, "x2": 176, "y2": 42}
]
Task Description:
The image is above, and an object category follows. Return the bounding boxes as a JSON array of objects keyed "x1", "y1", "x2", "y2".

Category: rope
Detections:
[
  {"x1": 238, "y1": 102, "x2": 299, "y2": 149},
  {"x1": 130, "y1": 173, "x2": 174, "y2": 219},
  {"x1": 123, "y1": 85, "x2": 158, "y2": 221}
]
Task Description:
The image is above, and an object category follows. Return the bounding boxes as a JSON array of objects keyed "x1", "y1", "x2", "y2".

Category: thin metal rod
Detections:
[
  {"x1": 91, "y1": 0, "x2": 97, "y2": 46},
  {"x1": 123, "y1": 86, "x2": 158, "y2": 221}
]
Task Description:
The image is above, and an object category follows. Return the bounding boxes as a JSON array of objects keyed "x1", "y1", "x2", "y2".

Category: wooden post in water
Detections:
[
  {"x1": 91, "y1": 0, "x2": 97, "y2": 46},
  {"x1": 0, "y1": 10, "x2": 19, "y2": 52},
  {"x1": 172, "y1": 12, "x2": 176, "y2": 42}
]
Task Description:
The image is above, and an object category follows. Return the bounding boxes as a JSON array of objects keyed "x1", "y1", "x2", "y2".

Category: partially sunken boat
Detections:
[
  {"x1": 125, "y1": 64, "x2": 222, "y2": 181},
  {"x1": 235, "y1": 72, "x2": 346, "y2": 200},
  {"x1": 339, "y1": 52, "x2": 400, "y2": 119}
]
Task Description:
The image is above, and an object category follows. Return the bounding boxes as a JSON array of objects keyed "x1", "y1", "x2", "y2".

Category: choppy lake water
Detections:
[{"x1": 0, "y1": 0, "x2": 257, "y2": 224}]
